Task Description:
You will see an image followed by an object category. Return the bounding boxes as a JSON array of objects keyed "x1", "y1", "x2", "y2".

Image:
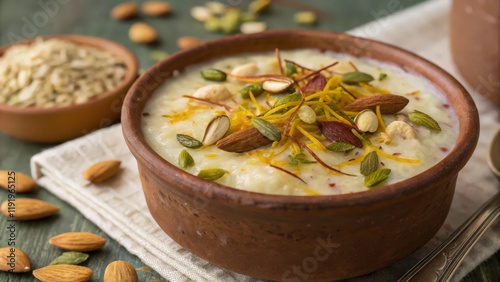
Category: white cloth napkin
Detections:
[{"x1": 31, "y1": 0, "x2": 500, "y2": 281}]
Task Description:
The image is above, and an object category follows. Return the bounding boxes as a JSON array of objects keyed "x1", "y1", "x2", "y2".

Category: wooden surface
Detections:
[{"x1": 0, "y1": 0, "x2": 498, "y2": 281}]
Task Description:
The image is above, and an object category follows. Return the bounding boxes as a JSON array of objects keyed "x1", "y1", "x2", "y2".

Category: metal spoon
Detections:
[{"x1": 398, "y1": 129, "x2": 500, "y2": 282}]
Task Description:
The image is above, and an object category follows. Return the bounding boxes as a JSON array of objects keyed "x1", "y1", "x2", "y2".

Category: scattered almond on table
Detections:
[
  {"x1": 110, "y1": 2, "x2": 138, "y2": 20},
  {"x1": 177, "y1": 36, "x2": 202, "y2": 50},
  {"x1": 33, "y1": 264, "x2": 93, "y2": 282},
  {"x1": 141, "y1": 1, "x2": 171, "y2": 17},
  {"x1": 0, "y1": 198, "x2": 59, "y2": 220},
  {"x1": 104, "y1": 260, "x2": 138, "y2": 282},
  {"x1": 49, "y1": 232, "x2": 106, "y2": 252},
  {"x1": 0, "y1": 247, "x2": 32, "y2": 273},
  {"x1": 82, "y1": 160, "x2": 121, "y2": 183},
  {"x1": 129, "y1": 22, "x2": 159, "y2": 44},
  {"x1": 0, "y1": 170, "x2": 37, "y2": 193}
]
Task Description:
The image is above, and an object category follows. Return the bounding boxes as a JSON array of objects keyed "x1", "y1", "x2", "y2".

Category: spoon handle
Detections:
[{"x1": 398, "y1": 192, "x2": 500, "y2": 282}]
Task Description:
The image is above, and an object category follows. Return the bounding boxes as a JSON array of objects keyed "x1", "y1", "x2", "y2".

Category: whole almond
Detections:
[
  {"x1": 216, "y1": 127, "x2": 273, "y2": 153},
  {"x1": 343, "y1": 94, "x2": 409, "y2": 114},
  {"x1": 0, "y1": 247, "x2": 31, "y2": 272},
  {"x1": 104, "y1": 260, "x2": 138, "y2": 282},
  {"x1": 33, "y1": 264, "x2": 92, "y2": 282},
  {"x1": 0, "y1": 198, "x2": 59, "y2": 220},
  {"x1": 129, "y1": 22, "x2": 158, "y2": 44},
  {"x1": 49, "y1": 232, "x2": 106, "y2": 252},
  {"x1": 319, "y1": 121, "x2": 363, "y2": 148},
  {"x1": 141, "y1": 1, "x2": 171, "y2": 17},
  {"x1": 111, "y1": 2, "x2": 138, "y2": 20},
  {"x1": 177, "y1": 36, "x2": 202, "y2": 50},
  {"x1": 82, "y1": 160, "x2": 121, "y2": 183},
  {"x1": 0, "y1": 170, "x2": 36, "y2": 193}
]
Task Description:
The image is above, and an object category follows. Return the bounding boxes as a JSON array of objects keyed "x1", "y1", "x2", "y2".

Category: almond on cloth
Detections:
[
  {"x1": 0, "y1": 198, "x2": 59, "y2": 220},
  {"x1": 129, "y1": 22, "x2": 159, "y2": 44},
  {"x1": 142, "y1": 1, "x2": 171, "y2": 17},
  {"x1": 0, "y1": 247, "x2": 31, "y2": 272},
  {"x1": 82, "y1": 160, "x2": 121, "y2": 183},
  {"x1": 110, "y1": 2, "x2": 138, "y2": 20},
  {"x1": 49, "y1": 232, "x2": 106, "y2": 252},
  {"x1": 104, "y1": 260, "x2": 138, "y2": 282},
  {"x1": 177, "y1": 36, "x2": 202, "y2": 50},
  {"x1": 0, "y1": 170, "x2": 37, "y2": 193},
  {"x1": 33, "y1": 264, "x2": 92, "y2": 282}
]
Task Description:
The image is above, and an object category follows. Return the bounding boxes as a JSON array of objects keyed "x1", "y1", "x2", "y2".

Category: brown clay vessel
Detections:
[{"x1": 122, "y1": 30, "x2": 479, "y2": 281}]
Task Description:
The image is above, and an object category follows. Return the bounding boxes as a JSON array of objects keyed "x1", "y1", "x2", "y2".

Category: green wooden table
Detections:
[{"x1": 0, "y1": 0, "x2": 498, "y2": 281}]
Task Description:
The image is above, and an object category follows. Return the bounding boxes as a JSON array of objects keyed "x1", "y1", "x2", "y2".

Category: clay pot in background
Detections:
[{"x1": 450, "y1": 0, "x2": 499, "y2": 107}]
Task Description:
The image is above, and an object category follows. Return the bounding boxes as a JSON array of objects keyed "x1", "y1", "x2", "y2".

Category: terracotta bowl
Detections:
[
  {"x1": 0, "y1": 35, "x2": 138, "y2": 143},
  {"x1": 122, "y1": 30, "x2": 479, "y2": 281}
]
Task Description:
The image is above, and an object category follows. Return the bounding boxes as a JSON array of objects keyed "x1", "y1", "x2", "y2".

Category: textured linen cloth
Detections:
[{"x1": 31, "y1": 0, "x2": 500, "y2": 281}]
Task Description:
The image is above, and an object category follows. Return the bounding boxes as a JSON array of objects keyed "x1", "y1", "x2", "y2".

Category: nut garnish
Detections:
[
  {"x1": 240, "y1": 22, "x2": 267, "y2": 34},
  {"x1": 385, "y1": 120, "x2": 416, "y2": 139},
  {"x1": 343, "y1": 94, "x2": 409, "y2": 114},
  {"x1": 193, "y1": 84, "x2": 231, "y2": 101},
  {"x1": 239, "y1": 84, "x2": 264, "y2": 99},
  {"x1": 197, "y1": 168, "x2": 227, "y2": 181},
  {"x1": 360, "y1": 151, "x2": 378, "y2": 176},
  {"x1": 297, "y1": 105, "x2": 317, "y2": 124},
  {"x1": 110, "y1": 2, "x2": 138, "y2": 20},
  {"x1": 200, "y1": 68, "x2": 227, "y2": 81},
  {"x1": 326, "y1": 142, "x2": 355, "y2": 152},
  {"x1": 319, "y1": 121, "x2": 362, "y2": 148},
  {"x1": 354, "y1": 109, "x2": 379, "y2": 133},
  {"x1": 231, "y1": 62, "x2": 258, "y2": 77},
  {"x1": 408, "y1": 110, "x2": 441, "y2": 131},
  {"x1": 82, "y1": 160, "x2": 121, "y2": 183},
  {"x1": 341, "y1": 71, "x2": 374, "y2": 84},
  {"x1": 190, "y1": 6, "x2": 213, "y2": 22},
  {"x1": 262, "y1": 78, "x2": 293, "y2": 93},
  {"x1": 178, "y1": 150, "x2": 195, "y2": 169},
  {"x1": 0, "y1": 170, "x2": 36, "y2": 193},
  {"x1": 49, "y1": 232, "x2": 106, "y2": 252},
  {"x1": 1, "y1": 198, "x2": 59, "y2": 220},
  {"x1": 251, "y1": 118, "x2": 282, "y2": 141},
  {"x1": 129, "y1": 22, "x2": 159, "y2": 44},
  {"x1": 33, "y1": 264, "x2": 93, "y2": 282},
  {"x1": 176, "y1": 134, "x2": 203, "y2": 148},
  {"x1": 0, "y1": 247, "x2": 31, "y2": 272},
  {"x1": 203, "y1": 115, "x2": 231, "y2": 145},
  {"x1": 365, "y1": 168, "x2": 391, "y2": 188},
  {"x1": 104, "y1": 260, "x2": 138, "y2": 282},
  {"x1": 216, "y1": 127, "x2": 273, "y2": 153},
  {"x1": 141, "y1": 1, "x2": 171, "y2": 17}
]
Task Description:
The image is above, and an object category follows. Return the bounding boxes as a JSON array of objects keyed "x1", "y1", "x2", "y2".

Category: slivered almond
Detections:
[
  {"x1": 33, "y1": 264, "x2": 92, "y2": 282},
  {"x1": 49, "y1": 232, "x2": 106, "y2": 252},
  {"x1": 343, "y1": 94, "x2": 409, "y2": 114},
  {"x1": 82, "y1": 160, "x2": 121, "y2": 183},
  {"x1": 0, "y1": 198, "x2": 59, "y2": 220},
  {"x1": 0, "y1": 247, "x2": 31, "y2": 272},
  {"x1": 0, "y1": 170, "x2": 37, "y2": 193},
  {"x1": 104, "y1": 260, "x2": 138, "y2": 282},
  {"x1": 216, "y1": 127, "x2": 273, "y2": 153}
]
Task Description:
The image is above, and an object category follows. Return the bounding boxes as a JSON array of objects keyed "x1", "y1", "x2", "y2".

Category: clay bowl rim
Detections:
[
  {"x1": 122, "y1": 29, "x2": 479, "y2": 209},
  {"x1": 0, "y1": 34, "x2": 139, "y2": 115}
]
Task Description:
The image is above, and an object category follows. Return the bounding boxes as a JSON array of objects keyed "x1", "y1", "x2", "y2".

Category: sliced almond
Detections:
[
  {"x1": 82, "y1": 160, "x2": 121, "y2": 183},
  {"x1": 343, "y1": 94, "x2": 409, "y2": 114},
  {"x1": 49, "y1": 232, "x2": 106, "y2": 252},
  {"x1": 262, "y1": 78, "x2": 294, "y2": 93},
  {"x1": 0, "y1": 170, "x2": 37, "y2": 193},
  {"x1": 141, "y1": 1, "x2": 171, "y2": 17},
  {"x1": 111, "y1": 2, "x2": 138, "y2": 20},
  {"x1": 203, "y1": 115, "x2": 231, "y2": 145},
  {"x1": 216, "y1": 127, "x2": 273, "y2": 153},
  {"x1": 0, "y1": 198, "x2": 59, "y2": 220},
  {"x1": 104, "y1": 260, "x2": 138, "y2": 282},
  {"x1": 0, "y1": 247, "x2": 31, "y2": 272},
  {"x1": 33, "y1": 264, "x2": 93, "y2": 282},
  {"x1": 129, "y1": 22, "x2": 158, "y2": 44}
]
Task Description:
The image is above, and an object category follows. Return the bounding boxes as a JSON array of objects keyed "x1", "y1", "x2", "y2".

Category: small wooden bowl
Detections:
[
  {"x1": 0, "y1": 35, "x2": 138, "y2": 143},
  {"x1": 122, "y1": 30, "x2": 479, "y2": 281}
]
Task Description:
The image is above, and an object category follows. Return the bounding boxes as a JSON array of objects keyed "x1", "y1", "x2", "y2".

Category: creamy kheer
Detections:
[{"x1": 142, "y1": 50, "x2": 458, "y2": 196}]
